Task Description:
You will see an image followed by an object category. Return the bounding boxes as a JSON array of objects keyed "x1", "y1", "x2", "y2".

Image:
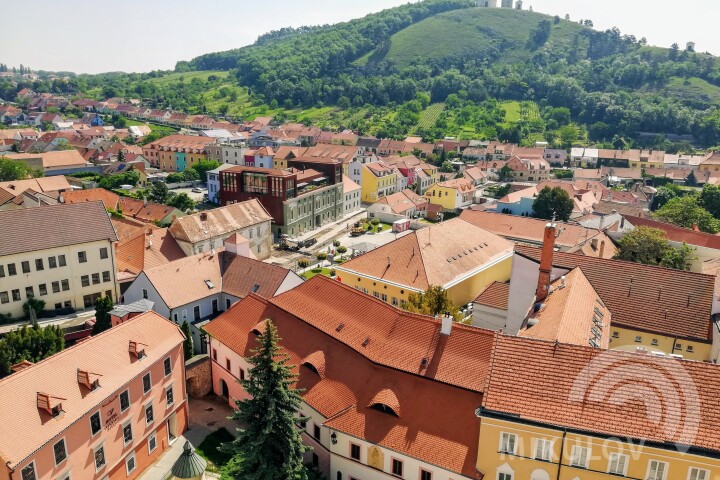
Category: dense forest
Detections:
[{"x1": 3, "y1": 0, "x2": 720, "y2": 147}]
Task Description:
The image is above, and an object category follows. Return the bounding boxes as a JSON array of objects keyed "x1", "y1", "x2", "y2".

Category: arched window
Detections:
[{"x1": 367, "y1": 388, "x2": 401, "y2": 417}]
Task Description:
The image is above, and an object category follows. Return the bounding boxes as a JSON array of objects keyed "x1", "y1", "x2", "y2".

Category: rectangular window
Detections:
[
  {"x1": 148, "y1": 432, "x2": 158, "y2": 453},
  {"x1": 25, "y1": 286, "x2": 34, "y2": 298},
  {"x1": 499, "y1": 432, "x2": 517, "y2": 454},
  {"x1": 123, "y1": 422, "x2": 133, "y2": 445},
  {"x1": 391, "y1": 458, "x2": 403, "y2": 476},
  {"x1": 213, "y1": 349, "x2": 217, "y2": 361},
  {"x1": 48, "y1": 256, "x2": 57, "y2": 269},
  {"x1": 166, "y1": 385, "x2": 174, "y2": 405},
  {"x1": 92, "y1": 273, "x2": 100, "y2": 285},
  {"x1": 145, "y1": 403, "x2": 154, "y2": 425},
  {"x1": 20, "y1": 463, "x2": 36, "y2": 480},
  {"x1": 350, "y1": 443, "x2": 361, "y2": 461},
  {"x1": 78, "y1": 251, "x2": 87, "y2": 263},
  {"x1": 35, "y1": 259, "x2": 43, "y2": 271},
  {"x1": 61, "y1": 279, "x2": 69, "y2": 291},
  {"x1": 12, "y1": 289, "x2": 20, "y2": 301},
  {"x1": 570, "y1": 446, "x2": 589, "y2": 468},
  {"x1": 608, "y1": 453, "x2": 628, "y2": 475},
  {"x1": 142, "y1": 288, "x2": 148, "y2": 299},
  {"x1": 120, "y1": 389, "x2": 130, "y2": 412},
  {"x1": 102, "y1": 271, "x2": 111, "y2": 282},
  {"x1": 381, "y1": 293, "x2": 388, "y2": 302},
  {"x1": 143, "y1": 373, "x2": 151, "y2": 393},
  {"x1": 81, "y1": 275, "x2": 90, "y2": 287},
  {"x1": 420, "y1": 470, "x2": 432, "y2": 480},
  {"x1": 100, "y1": 247, "x2": 108, "y2": 259},
  {"x1": 126, "y1": 453, "x2": 136, "y2": 475},
  {"x1": 534, "y1": 439, "x2": 552, "y2": 461},
  {"x1": 313, "y1": 424, "x2": 320, "y2": 441},
  {"x1": 53, "y1": 438, "x2": 67, "y2": 465},
  {"x1": 38, "y1": 284, "x2": 47, "y2": 296},
  {"x1": 58, "y1": 255, "x2": 66, "y2": 267},
  {"x1": 0, "y1": 292, "x2": 8, "y2": 304},
  {"x1": 94, "y1": 445, "x2": 106, "y2": 471},
  {"x1": 240, "y1": 368, "x2": 245, "y2": 380},
  {"x1": 689, "y1": 468, "x2": 709, "y2": 480},
  {"x1": 164, "y1": 357, "x2": 172, "y2": 376},
  {"x1": 392, "y1": 297, "x2": 398, "y2": 306},
  {"x1": 8, "y1": 263, "x2": 16, "y2": 276},
  {"x1": 647, "y1": 460, "x2": 667, "y2": 480},
  {"x1": 498, "y1": 474, "x2": 512, "y2": 480},
  {"x1": 22, "y1": 261, "x2": 30, "y2": 273},
  {"x1": 83, "y1": 295, "x2": 92, "y2": 308},
  {"x1": 52, "y1": 281, "x2": 60, "y2": 293},
  {"x1": 0, "y1": 265, "x2": 4, "y2": 277},
  {"x1": 226, "y1": 358, "x2": 231, "y2": 371}
]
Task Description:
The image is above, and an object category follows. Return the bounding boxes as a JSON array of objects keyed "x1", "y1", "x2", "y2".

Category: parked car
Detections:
[{"x1": 191, "y1": 187, "x2": 202, "y2": 193}]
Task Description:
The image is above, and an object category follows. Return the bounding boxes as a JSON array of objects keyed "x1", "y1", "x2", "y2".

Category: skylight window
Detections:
[
  {"x1": 252, "y1": 284, "x2": 260, "y2": 293},
  {"x1": 205, "y1": 280, "x2": 215, "y2": 289}
]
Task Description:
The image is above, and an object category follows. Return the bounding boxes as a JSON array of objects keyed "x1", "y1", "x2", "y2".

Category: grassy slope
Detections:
[
  {"x1": 359, "y1": 8, "x2": 588, "y2": 68},
  {"x1": 662, "y1": 77, "x2": 720, "y2": 106}
]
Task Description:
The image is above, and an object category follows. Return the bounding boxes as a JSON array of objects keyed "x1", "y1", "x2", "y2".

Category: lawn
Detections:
[
  {"x1": 145, "y1": 70, "x2": 230, "y2": 86},
  {"x1": 196, "y1": 427, "x2": 235, "y2": 473},
  {"x1": 123, "y1": 118, "x2": 178, "y2": 136},
  {"x1": 301, "y1": 267, "x2": 335, "y2": 280}
]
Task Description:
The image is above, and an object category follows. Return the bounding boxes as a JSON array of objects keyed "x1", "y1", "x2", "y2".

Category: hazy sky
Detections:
[{"x1": 1, "y1": 0, "x2": 717, "y2": 74}]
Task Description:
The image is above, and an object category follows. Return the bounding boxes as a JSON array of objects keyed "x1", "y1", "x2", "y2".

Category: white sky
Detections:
[{"x1": 0, "y1": 0, "x2": 717, "y2": 74}]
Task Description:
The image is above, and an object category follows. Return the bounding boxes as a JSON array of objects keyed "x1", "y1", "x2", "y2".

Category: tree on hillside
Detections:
[
  {"x1": 181, "y1": 321, "x2": 193, "y2": 360},
  {"x1": 654, "y1": 195, "x2": 720, "y2": 233},
  {"x1": 190, "y1": 159, "x2": 221, "y2": 179},
  {"x1": 221, "y1": 320, "x2": 308, "y2": 480},
  {"x1": 148, "y1": 181, "x2": 170, "y2": 204},
  {"x1": 0, "y1": 323, "x2": 64, "y2": 378},
  {"x1": 557, "y1": 124, "x2": 579, "y2": 149},
  {"x1": 92, "y1": 296, "x2": 114, "y2": 335},
  {"x1": 528, "y1": 19, "x2": 552, "y2": 49},
  {"x1": 532, "y1": 186, "x2": 574, "y2": 222},
  {"x1": 167, "y1": 192, "x2": 195, "y2": 212},
  {"x1": 0, "y1": 157, "x2": 42, "y2": 181},
  {"x1": 404, "y1": 285, "x2": 461, "y2": 320}
]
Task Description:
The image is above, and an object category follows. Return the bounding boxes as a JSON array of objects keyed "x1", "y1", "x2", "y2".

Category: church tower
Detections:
[{"x1": 478, "y1": 0, "x2": 500, "y2": 7}]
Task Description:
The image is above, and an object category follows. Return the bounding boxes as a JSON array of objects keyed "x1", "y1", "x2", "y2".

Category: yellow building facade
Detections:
[
  {"x1": 361, "y1": 164, "x2": 397, "y2": 203},
  {"x1": 608, "y1": 325, "x2": 712, "y2": 362},
  {"x1": 477, "y1": 415, "x2": 720, "y2": 480},
  {"x1": 424, "y1": 183, "x2": 460, "y2": 210},
  {"x1": 342, "y1": 253, "x2": 512, "y2": 307}
]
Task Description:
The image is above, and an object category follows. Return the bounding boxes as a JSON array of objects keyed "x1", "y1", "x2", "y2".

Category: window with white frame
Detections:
[
  {"x1": 498, "y1": 474, "x2": 513, "y2": 480},
  {"x1": 166, "y1": 385, "x2": 174, "y2": 406},
  {"x1": 569, "y1": 445, "x2": 589, "y2": 468},
  {"x1": 689, "y1": 467, "x2": 709, "y2": 480},
  {"x1": 20, "y1": 462, "x2": 36, "y2": 480},
  {"x1": 145, "y1": 403, "x2": 155, "y2": 425},
  {"x1": 120, "y1": 389, "x2": 130, "y2": 413},
  {"x1": 53, "y1": 438, "x2": 67, "y2": 465},
  {"x1": 148, "y1": 432, "x2": 158, "y2": 454},
  {"x1": 647, "y1": 460, "x2": 668, "y2": 480},
  {"x1": 534, "y1": 439, "x2": 552, "y2": 461},
  {"x1": 164, "y1": 357, "x2": 172, "y2": 376},
  {"x1": 90, "y1": 411, "x2": 102, "y2": 436},
  {"x1": 94, "y1": 445, "x2": 106, "y2": 471},
  {"x1": 125, "y1": 452, "x2": 136, "y2": 475},
  {"x1": 499, "y1": 432, "x2": 517, "y2": 454},
  {"x1": 122, "y1": 421, "x2": 133, "y2": 445},
  {"x1": 143, "y1": 372, "x2": 151, "y2": 393},
  {"x1": 608, "y1": 453, "x2": 628, "y2": 475}
]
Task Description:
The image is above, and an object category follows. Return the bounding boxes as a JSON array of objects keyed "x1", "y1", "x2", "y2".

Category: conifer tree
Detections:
[
  {"x1": 221, "y1": 320, "x2": 308, "y2": 480},
  {"x1": 181, "y1": 321, "x2": 193, "y2": 360}
]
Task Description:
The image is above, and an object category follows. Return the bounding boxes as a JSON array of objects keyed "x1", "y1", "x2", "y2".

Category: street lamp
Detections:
[{"x1": 330, "y1": 432, "x2": 338, "y2": 445}]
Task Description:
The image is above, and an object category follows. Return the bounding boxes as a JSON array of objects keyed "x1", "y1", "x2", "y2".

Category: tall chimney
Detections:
[
  {"x1": 535, "y1": 222, "x2": 556, "y2": 302},
  {"x1": 440, "y1": 311, "x2": 453, "y2": 336},
  {"x1": 599, "y1": 240, "x2": 606, "y2": 259}
]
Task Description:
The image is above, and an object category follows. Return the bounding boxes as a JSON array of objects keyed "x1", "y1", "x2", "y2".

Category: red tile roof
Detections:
[
  {"x1": 515, "y1": 245, "x2": 715, "y2": 341},
  {"x1": 63, "y1": 188, "x2": 119, "y2": 210},
  {"x1": 204, "y1": 276, "x2": 495, "y2": 476},
  {"x1": 474, "y1": 282, "x2": 510, "y2": 310},
  {"x1": 482, "y1": 334, "x2": 720, "y2": 453},
  {"x1": 625, "y1": 215, "x2": 720, "y2": 250}
]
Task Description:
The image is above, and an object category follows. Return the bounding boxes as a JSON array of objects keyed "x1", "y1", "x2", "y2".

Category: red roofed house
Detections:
[
  {"x1": 204, "y1": 274, "x2": 496, "y2": 480},
  {"x1": 0, "y1": 311, "x2": 188, "y2": 480}
]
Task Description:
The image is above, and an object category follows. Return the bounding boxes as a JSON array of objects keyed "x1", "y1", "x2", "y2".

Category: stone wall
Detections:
[{"x1": 185, "y1": 354, "x2": 212, "y2": 398}]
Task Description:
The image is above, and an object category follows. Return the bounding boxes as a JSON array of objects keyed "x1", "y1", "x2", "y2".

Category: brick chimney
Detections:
[
  {"x1": 599, "y1": 240, "x2": 606, "y2": 259},
  {"x1": 692, "y1": 223, "x2": 700, "y2": 232},
  {"x1": 535, "y1": 222, "x2": 556, "y2": 302}
]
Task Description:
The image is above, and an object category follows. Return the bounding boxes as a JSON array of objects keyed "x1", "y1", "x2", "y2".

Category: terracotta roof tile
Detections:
[
  {"x1": 482, "y1": 334, "x2": 720, "y2": 453},
  {"x1": 118, "y1": 197, "x2": 181, "y2": 223},
  {"x1": 474, "y1": 282, "x2": 509, "y2": 310},
  {"x1": 169, "y1": 199, "x2": 272, "y2": 244},
  {"x1": 625, "y1": 215, "x2": 720, "y2": 249},
  {"x1": 337, "y1": 218, "x2": 513, "y2": 291},
  {"x1": 62, "y1": 187, "x2": 119, "y2": 210},
  {"x1": 0, "y1": 312, "x2": 184, "y2": 468},
  {"x1": 516, "y1": 245, "x2": 714, "y2": 341},
  {"x1": 116, "y1": 226, "x2": 186, "y2": 277}
]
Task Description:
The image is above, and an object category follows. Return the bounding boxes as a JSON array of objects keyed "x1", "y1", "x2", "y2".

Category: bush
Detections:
[
  {"x1": 370, "y1": 218, "x2": 380, "y2": 226},
  {"x1": 315, "y1": 252, "x2": 328, "y2": 262},
  {"x1": 297, "y1": 258, "x2": 310, "y2": 269},
  {"x1": 22, "y1": 298, "x2": 45, "y2": 319},
  {"x1": 333, "y1": 240, "x2": 341, "y2": 247}
]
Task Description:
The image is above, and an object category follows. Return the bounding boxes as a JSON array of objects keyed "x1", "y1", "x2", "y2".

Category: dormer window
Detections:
[
  {"x1": 77, "y1": 369, "x2": 102, "y2": 391},
  {"x1": 37, "y1": 392, "x2": 65, "y2": 417},
  {"x1": 368, "y1": 388, "x2": 401, "y2": 417},
  {"x1": 129, "y1": 340, "x2": 147, "y2": 359}
]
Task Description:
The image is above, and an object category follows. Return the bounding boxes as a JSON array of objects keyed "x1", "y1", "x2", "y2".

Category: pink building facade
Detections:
[{"x1": 0, "y1": 312, "x2": 188, "y2": 480}]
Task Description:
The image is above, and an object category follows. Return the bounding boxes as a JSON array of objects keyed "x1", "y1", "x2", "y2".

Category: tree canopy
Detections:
[
  {"x1": 654, "y1": 195, "x2": 720, "y2": 233},
  {"x1": 615, "y1": 226, "x2": 695, "y2": 270},
  {"x1": 0, "y1": 323, "x2": 64, "y2": 378},
  {"x1": 404, "y1": 285, "x2": 461, "y2": 320},
  {"x1": 532, "y1": 186, "x2": 574, "y2": 222},
  {"x1": 0, "y1": 156, "x2": 43, "y2": 181},
  {"x1": 92, "y1": 296, "x2": 114, "y2": 335},
  {"x1": 221, "y1": 320, "x2": 308, "y2": 480}
]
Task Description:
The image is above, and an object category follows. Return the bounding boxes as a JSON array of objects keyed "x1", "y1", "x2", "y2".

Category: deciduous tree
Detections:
[
  {"x1": 654, "y1": 195, "x2": 720, "y2": 233},
  {"x1": 532, "y1": 186, "x2": 574, "y2": 222}
]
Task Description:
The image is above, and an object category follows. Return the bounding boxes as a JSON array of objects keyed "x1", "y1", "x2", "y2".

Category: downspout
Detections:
[
  {"x1": 672, "y1": 336, "x2": 678, "y2": 354},
  {"x1": 556, "y1": 428, "x2": 567, "y2": 480}
]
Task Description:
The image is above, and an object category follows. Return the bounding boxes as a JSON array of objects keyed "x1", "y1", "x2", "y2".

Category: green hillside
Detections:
[{"x1": 359, "y1": 8, "x2": 589, "y2": 68}]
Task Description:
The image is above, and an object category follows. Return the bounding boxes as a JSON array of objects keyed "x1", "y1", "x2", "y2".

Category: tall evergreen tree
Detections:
[
  {"x1": 92, "y1": 296, "x2": 114, "y2": 335},
  {"x1": 181, "y1": 321, "x2": 193, "y2": 360},
  {"x1": 221, "y1": 320, "x2": 308, "y2": 480}
]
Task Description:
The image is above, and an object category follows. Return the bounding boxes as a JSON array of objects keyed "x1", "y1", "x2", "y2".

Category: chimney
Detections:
[
  {"x1": 440, "y1": 311, "x2": 453, "y2": 336},
  {"x1": 599, "y1": 240, "x2": 606, "y2": 258},
  {"x1": 535, "y1": 222, "x2": 556, "y2": 302},
  {"x1": 692, "y1": 223, "x2": 700, "y2": 232}
]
